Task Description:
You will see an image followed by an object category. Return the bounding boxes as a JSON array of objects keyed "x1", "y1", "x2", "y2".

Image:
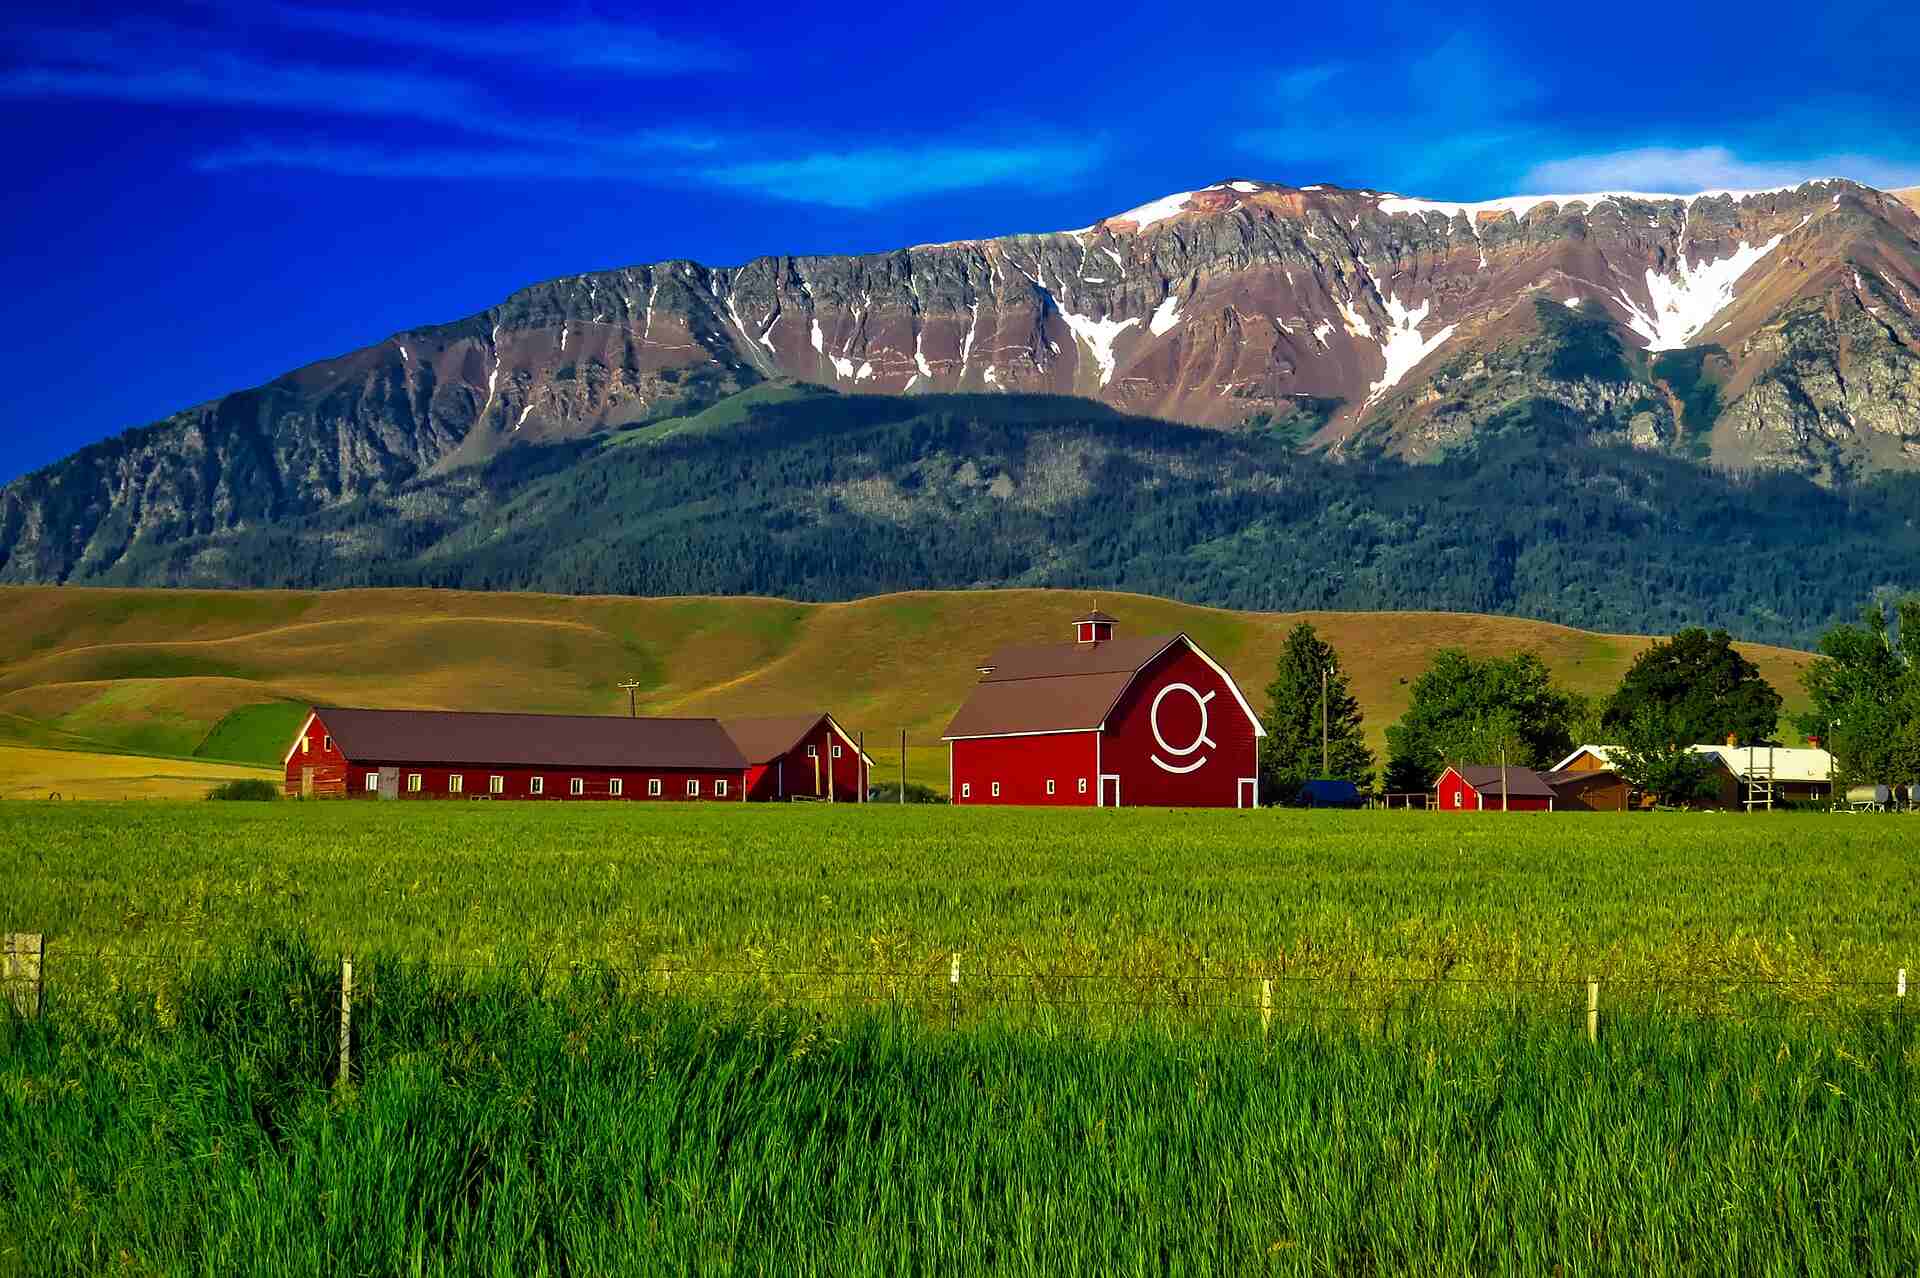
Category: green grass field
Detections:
[{"x1": 8, "y1": 804, "x2": 1920, "y2": 1273}]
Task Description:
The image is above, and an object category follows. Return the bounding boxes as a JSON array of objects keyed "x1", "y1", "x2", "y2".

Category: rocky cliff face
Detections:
[{"x1": 5, "y1": 176, "x2": 1920, "y2": 582}]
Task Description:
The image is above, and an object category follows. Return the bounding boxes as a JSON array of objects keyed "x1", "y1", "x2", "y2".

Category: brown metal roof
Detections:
[
  {"x1": 1074, "y1": 609, "x2": 1120, "y2": 624},
  {"x1": 1453, "y1": 765, "x2": 1558, "y2": 799},
  {"x1": 943, "y1": 634, "x2": 1180, "y2": 738},
  {"x1": 720, "y1": 715, "x2": 829, "y2": 764},
  {"x1": 1543, "y1": 767, "x2": 1619, "y2": 789},
  {"x1": 314, "y1": 707, "x2": 748, "y2": 770}
]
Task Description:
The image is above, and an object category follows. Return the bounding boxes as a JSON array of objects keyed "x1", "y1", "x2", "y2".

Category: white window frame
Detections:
[
  {"x1": 806, "y1": 745, "x2": 818, "y2": 757},
  {"x1": 1047, "y1": 779, "x2": 1056, "y2": 796},
  {"x1": 570, "y1": 777, "x2": 585, "y2": 796},
  {"x1": 1077, "y1": 777, "x2": 1088, "y2": 795},
  {"x1": 449, "y1": 774, "x2": 464, "y2": 795},
  {"x1": 489, "y1": 775, "x2": 504, "y2": 795},
  {"x1": 961, "y1": 782, "x2": 971, "y2": 798},
  {"x1": 365, "y1": 772, "x2": 378, "y2": 792},
  {"x1": 530, "y1": 776, "x2": 544, "y2": 796},
  {"x1": 648, "y1": 778, "x2": 662, "y2": 797},
  {"x1": 687, "y1": 779, "x2": 700, "y2": 797},
  {"x1": 610, "y1": 778, "x2": 623, "y2": 797},
  {"x1": 716, "y1": 779, "x2": 729, "y2": 797},
  {"x1": 323, "y1": 735, "x2": 332, "y2": 752},
  {"x1": 301, "y1": 736, "x2": 311, "y2": 755},
  {"x1": 991, "y1": 781, "x2": 1001, "y2": 798},
  {"x1": 832, "y1": 744, "x2": 842, "y2": 759},
  {"x1": 406, "y1": 773, "x2": 422, "y2": 793}
]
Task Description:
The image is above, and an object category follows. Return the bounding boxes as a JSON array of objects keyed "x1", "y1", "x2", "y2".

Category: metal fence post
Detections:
[{"x1": 4, "y1": 933, "x2": 43, "y2": 1019}]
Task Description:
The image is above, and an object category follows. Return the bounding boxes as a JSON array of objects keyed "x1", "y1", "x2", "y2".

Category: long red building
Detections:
[
  {"x1": 943, "y1": 611, "x2": 1265, "y2": 808},
  {"x1": 283, "y1": 707, "x2": 869, "y2": 801}
]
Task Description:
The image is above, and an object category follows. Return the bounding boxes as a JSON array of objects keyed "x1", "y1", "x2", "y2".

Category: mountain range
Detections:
[{"x1": 3, "y1": 176, "x2": 1918, "y2": 640}]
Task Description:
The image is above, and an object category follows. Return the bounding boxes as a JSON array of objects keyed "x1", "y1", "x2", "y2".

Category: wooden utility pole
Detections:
[
  {"x1": 858, "y1": 731, "x2": 865, "y2": 804},
  {"x1": 900, "y1": 729, "x2": 907, "y2": 804},
  {"x1": 616, "y1": 678, "x2": 642, "y2": 717},
  {"x1": 1501, "y1": 747, "x2": 1509, "y2": 813}
]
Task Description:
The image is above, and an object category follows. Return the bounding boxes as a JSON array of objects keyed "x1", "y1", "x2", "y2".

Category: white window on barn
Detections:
[
  {"x1": 716, "y1": 779, "x2": 729, "y2": 797},
  {"x1": 1077, "y1": 778, "x2": 1087, "y2": 794},
  {"x1": 570, "y1": 778, "x2": 585, "y2": 796},
  {"x1": 489, "y1": 775, "x2": 504, "y2": 795},
  {"x1": 961, "y1": 782, "x2": 971, "y2": 798},
  {"x1": 1047, "y1": 779, "x2": 1056, "y2": 796},
  {"x1": 450, "y1": 774, "x2": 464, "y2": 795},
  {"x1": 991, "y1": 781, "x2": 1001, "y2": 797},
  {"x1": 323, "y1": 735, "x2": 332, "y2": 752},
  {"x1": 301, "y1": 736, "x2": 310, "y2": 755},
  {"x1": 530, "y1": 776, "x2": 544, "y2": 796},
  {"x1": 807, "y1": 745, "x2": 818, "y2": 757},
  {"x1": 610, "y1": 778, "x2": 623, "y2": 797},
  {"x1": 365, "y1": 772, "x2": 378, "y2": 792},
  {"x1": 406, "y1": 773, "x2": 422, "y2": 793},
  {"x1": 832, "y1": 745, "x2": 842, "y2": 759},
  {"x1": 648, "y1": 778, "x2": 662, "y2": 797},
  {"x1": 687, "y1": 779, "x2": 700, "y2": 797}
]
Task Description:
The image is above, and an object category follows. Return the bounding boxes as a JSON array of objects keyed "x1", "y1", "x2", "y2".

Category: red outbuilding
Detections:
[
  {"x1": 282, "y1": 706, "x2": 858, "y2": 802},
  {"x1": 722, "y1": 714, "x2": 872, "y2": 802},
  {"x1": 943, "y1": 611, "x2": 1265, "y2": 808},
  {"x1": 1435, "y1": 765, "x2": 1557, "y2": 812}
]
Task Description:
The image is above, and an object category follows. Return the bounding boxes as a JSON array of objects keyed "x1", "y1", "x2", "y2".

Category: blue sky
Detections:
[{"x1": 3, "y1": 0, "x2": 1917, "y2": 481}]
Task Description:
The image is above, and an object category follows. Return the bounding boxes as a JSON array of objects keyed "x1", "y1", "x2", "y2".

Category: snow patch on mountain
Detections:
[
  {"x1": 1364, "y1": 294, "x2": 1457, "y2": 408},
  {"x1": 1056, "y1": 307, "x2": 1140, "y2": 387},
  {"x1": 1376, "y1": 180, "x2": 1834, "y2": 226},
  {"x1": 1338, "y1": 299, "x2": 1372, "y2": 339},
  {"x1": 1109, "y1": 190, "x2": 1194, "y2": 231},
  {"x1": 1150, "y1": 295, "x2": 1184, "y2": 337},
  {"x1": 1616, "y1": 234, "x2": 1784, "y2": 351}
]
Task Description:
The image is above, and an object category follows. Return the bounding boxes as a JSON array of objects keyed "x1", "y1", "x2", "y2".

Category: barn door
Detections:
[
  {"x1": 1237, "y1": 778, "x2": 1256, "y2": 809},
  {"x1": 300, "y1": 767, "x2": 314, "y2": 799},
  {"x1": 1099, "y1": 775, "x2": 1121, "y2": 808},
  {"x1": 378, "y1": 767, "x2": 399, "y2": 801}
]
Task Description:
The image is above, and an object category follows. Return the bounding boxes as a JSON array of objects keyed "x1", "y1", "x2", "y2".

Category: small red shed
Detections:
[
  {"x1": 722, "y1": 714, "x2": 872, "y2": 802},
  {"x1": 943, "y1": 611, "x2": 1264, "y2": 808},
  {"x1": 1436, "y1": 765, "x2": 1557, "y2": 812}
]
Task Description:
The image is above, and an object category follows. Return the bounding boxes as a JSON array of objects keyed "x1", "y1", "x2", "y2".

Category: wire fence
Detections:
[{"x1": 7, "y1": 933, "x2": 1913, "y2": 1043}]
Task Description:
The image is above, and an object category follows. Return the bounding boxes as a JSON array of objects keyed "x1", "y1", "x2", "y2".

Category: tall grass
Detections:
[{"x1": 4, "y1": 937, "x2": 1916, "y2": 1275}]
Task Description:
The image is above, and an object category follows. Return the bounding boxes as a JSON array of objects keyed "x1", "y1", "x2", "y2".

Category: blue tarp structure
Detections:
[{"x1": 1298, "y1": 779, "x2": 1362, "y2": 808}]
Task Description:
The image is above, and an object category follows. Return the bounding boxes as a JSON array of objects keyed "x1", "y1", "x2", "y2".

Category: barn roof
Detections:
[
  {"x1": 944, "y1": 634, "x2": 1179, "y2": 738},
  {"x1": 1073, "y1": 609, "x2": 1120, "y2": 623},
  {"x1": 1543, "y1": 767, "x2": 1619, "y2": 789},
  {"x1": 1451, "y1": 765, "x2": 1558, "y2": 799},
  {"x1": 312, "y1": 707, "x2": 749, "y2": 770},
  {"x1": 721, "y1": 714, "x2": 874, "y2": 765}
]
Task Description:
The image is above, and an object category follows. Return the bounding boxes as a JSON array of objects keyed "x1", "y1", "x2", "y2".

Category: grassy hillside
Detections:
[
  {"x1": 0, "y1": 744, "x2": 276, "y2": 800},
  {"x1": 0, "y1": 585, "x2": 1816, "y2": 792}
]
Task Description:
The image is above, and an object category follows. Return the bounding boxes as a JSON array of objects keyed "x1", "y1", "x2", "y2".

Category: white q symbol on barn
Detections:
[{"x1": 1149, "y1": 682, "x2": 1216, "y2": 774}]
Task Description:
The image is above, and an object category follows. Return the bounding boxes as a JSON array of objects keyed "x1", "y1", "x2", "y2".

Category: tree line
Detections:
[{"x1": 1257, "y1": 596, "x2": 1920, "y2": 804}]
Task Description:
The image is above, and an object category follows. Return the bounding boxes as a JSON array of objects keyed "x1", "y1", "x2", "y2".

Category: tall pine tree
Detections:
[{"x1": 1259, "y1": 622, "x2": 1373, "y2": 802}]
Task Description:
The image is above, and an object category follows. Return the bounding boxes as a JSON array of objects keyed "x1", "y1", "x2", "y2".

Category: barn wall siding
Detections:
[
  {"x1": 1098, "y1": 643, "x2": 1260, "y2": 809},
  {"x1": 951, "y1": 733, "x2": 1100, "y2": 806}
]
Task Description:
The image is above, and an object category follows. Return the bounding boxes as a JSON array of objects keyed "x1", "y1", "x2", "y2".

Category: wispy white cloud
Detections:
[
  {"x1": 1521, "y1": 146, "x2": 1920, "y2": 193},
  {"x1": 1273, "y1": 63, "x2": 1344, "y2": 101},
  {"x1": 700, "y1": 144, "x2": 1108, "y2": 209},
  {"x1": 196, "y1": 138, "x2": 1109, "y2": 208},
  {"x1": 268, "y1": 4, "x2": 737, "y2": 75}
]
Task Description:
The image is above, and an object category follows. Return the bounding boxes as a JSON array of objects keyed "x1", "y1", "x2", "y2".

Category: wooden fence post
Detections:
[
  {"x1": 1586, "y1": 978, "x2": 1599, "y2": 1045},
  {"x1": 1899, "y1": 968, "x2": 1907, "y2": 999},
  {"x1": 338, "y1": 954, "x2": 353, "y2": 1092},
  {"x1": 4, "y1": 933, "x2": 43, "y2": 1018},
  {"x1": 948, "y1": 952, "x2": 960, "y2": 1031},
  {"x1": 1261, "y1": 978, "x2": 1273, "y2": 1037}
]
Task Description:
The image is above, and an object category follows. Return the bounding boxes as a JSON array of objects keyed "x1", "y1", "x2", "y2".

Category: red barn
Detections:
[
  {"x1": 943, "y1": 611, "x2": 1264, "y2": 808},
  {"x1": 284, "y1": 707, "x2": 756, "y2": 801},
  {"x1": 1435, "y1": 765, "x2": 1557, "y2": 812},
  {"x1": 722, "y1": 714, "x2": 872, "y2": 802}
]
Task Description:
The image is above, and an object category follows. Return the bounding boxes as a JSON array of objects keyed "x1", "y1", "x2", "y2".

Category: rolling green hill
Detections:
[{"x1": 0, "y1": 585, "x2": 1816, "y2": 792}]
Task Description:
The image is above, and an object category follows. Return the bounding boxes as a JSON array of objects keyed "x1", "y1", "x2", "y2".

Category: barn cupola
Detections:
[{"x1": 1073, "y1": 609, "x2": 1118, "y2": 645}]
